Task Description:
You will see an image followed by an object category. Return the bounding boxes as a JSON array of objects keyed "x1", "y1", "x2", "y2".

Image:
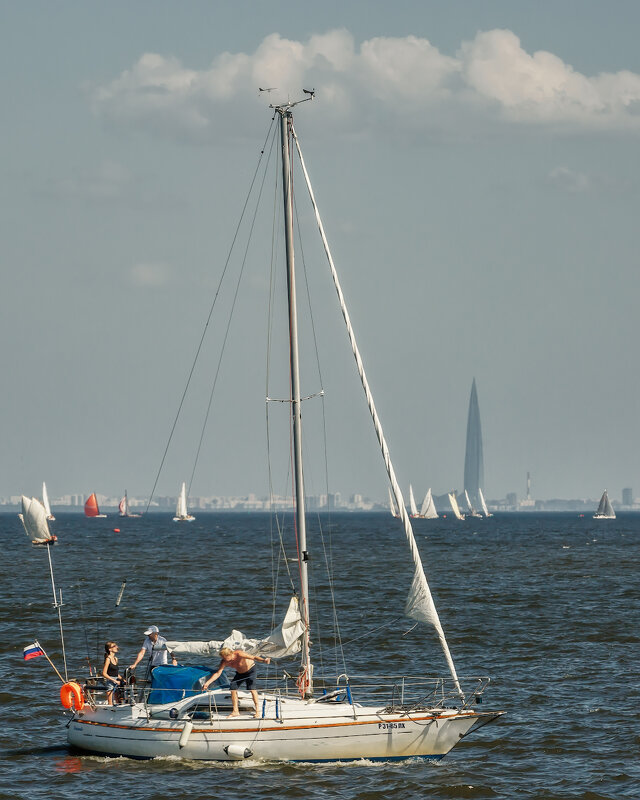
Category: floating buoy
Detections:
[
  {"x1": 113, "y1": 528, "x2": 120, "y2": 533},
  {"x1": 60, "y1": 681, "x2": 85, "y2": 711}
]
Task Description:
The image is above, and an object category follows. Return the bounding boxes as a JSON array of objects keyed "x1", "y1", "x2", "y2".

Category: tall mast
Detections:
[{"x1": 278, "y1": 105, "x2": 312, "y2": 695}]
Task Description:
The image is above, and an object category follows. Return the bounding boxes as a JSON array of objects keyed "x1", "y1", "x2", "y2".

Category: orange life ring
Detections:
[{"x1": 60, "y1": 681, "x2": 84, "y2": 710}]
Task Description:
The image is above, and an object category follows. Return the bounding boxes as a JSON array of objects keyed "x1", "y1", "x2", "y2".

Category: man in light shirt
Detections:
[{"x1": 129, "y1": 625, "x2": 178, "y2": 674}]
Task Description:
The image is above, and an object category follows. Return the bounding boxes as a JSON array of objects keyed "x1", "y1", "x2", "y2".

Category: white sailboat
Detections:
[
  {"x1": 478, "y1": 488, "x2": 493, "y2": 518},
  {"x1": 18, "y1": 496, "x2": 56, "y2": 545},
  {"x1": 448, "y1": 492, "x2": 466, "y2": 521},
  {"x1": 119, "y1": 490, "x2": 141, "y2": 518},
  {"x1": 593, "y1": 489, "x2": 615, "y2": 519},
  {"x1": 464, "y1": 490, "x2": 483, "y2": 519},
  {"x1": 420, "y1": 488, "x2": 438, "y2": 519},
  {"x1": 173, "y1": 482, "x2": 195, "y2": 522},
  {"x1": 42, "y1": 482, "x2": 55, "y2": 521},
  {"x1": 408, "y1": 484, "x2": 420, "y2": 517},
  {"x1": 64, "y1": 98, "x2": 501, "y2": 762},
  {"x1": 388, "y1": 486, "x2": 400, "y2": 518}
]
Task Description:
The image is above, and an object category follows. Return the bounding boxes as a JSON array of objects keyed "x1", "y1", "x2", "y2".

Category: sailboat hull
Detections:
[{"x1": 67, "y1": 700, "x2": 499, "y2": 762}]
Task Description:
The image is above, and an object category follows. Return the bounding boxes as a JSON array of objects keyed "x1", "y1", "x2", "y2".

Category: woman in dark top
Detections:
[{"x1": 102, "y1": 641, "x2": 123, "y2": 705}]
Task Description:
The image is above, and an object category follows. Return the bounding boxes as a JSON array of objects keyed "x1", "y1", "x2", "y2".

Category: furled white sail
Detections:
[
  {"x1": 478, "y1": 488, "x2": 492, "y2": 517},
  {"x1": 166, "y1": 596, "x2": 305, "y2": 660},
  {"x1": 448, "y1": 492, "x2": 465, "y2": 521},
  {"x1": 294, "y1": 128, "x2": 462, "y2": 696},
  {"x1": 409, "y1": 485, "x2": 419, "y2": 516},
  {"x1": 420, "y1": 488, "x2": 438, "y2": 519},
  {"x1": 42, "y1": 482, "x2": 55, "y2": 521},
  {"x1": 19, "y1": 496, "x2": 53, "y2": 543}
]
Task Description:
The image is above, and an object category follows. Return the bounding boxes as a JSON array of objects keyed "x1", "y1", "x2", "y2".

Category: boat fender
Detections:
[
  {"x1": 60, "y1": 681, "x2": 85, "y2": 711},
  {"x1": 224, "y1": 744, "x2": 253, "y2": 760},
  {"x1": 178, "y1": 719, "x2": 193, "y2": 748}
]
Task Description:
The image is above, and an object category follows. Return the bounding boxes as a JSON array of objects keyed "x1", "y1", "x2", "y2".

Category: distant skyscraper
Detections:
[
  {"x1": 464, "y1": 378, "x2": 484, "y2": 505},
  {"x1": 622, "y1": 487, "x2": 633, "y2": 506}
]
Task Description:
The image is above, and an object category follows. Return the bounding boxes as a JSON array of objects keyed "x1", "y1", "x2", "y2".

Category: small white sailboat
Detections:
[
  {"x1": 173, "y1": 482, "x2": 195, "y2": 522},
  {"x1": 448, "y1": 492, "x2": 466, "y2": 521},
  {"x1": 420, "y1": 488, "x2": 439, "y2": 519},
  {"x1": 119, "y1": 490, "x2": 141, "y2": 518},
  {"x1": 593, "y1": 489, "x2": 615, "y2": 519},
  {"x1": 464, "y1": 490, "x2": 483, "y2": 519},
  {"x1": 478, "y1": 488, "x2": 493, "y2": 518},
  {"x1": 42, "y1": 482, "x2": 55, "y2": 521},
  {"x1": 388, "y1": 486, "x2": 400, "y2": 518},
  {"x1": 19, "y1": 496, "x2": 56, "y2": 545},
  {"x1": 62, "y1": 97, "x2": 502, "y2": 762},
  {"x1": 408, "y1": 484, "x2": 420, "y2": 517}
]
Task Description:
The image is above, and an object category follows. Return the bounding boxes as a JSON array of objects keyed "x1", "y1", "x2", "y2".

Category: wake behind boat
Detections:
[{"x1": 58, "y1": 97, "x2": 502, "y2": 762}]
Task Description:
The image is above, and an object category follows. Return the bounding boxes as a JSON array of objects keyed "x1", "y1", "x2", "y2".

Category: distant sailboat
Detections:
[
  {"x1": 42, "y1": 482, "x2": 55, "y2": 521},
  {"x1": 119, "y1": 490, "x2": 141, "y2": 518},
  {"x1": 19, "y1": 496, "x2": 56, "y2": 545},
  {"x1": 84, "y1": 493, "x2": 107, "y2": 518},
  {"x1": 464, "y1": 490, "x2": 483, "y2": 519},
  {"x1": 448, "y1": 492, "x2": 465, "y2": 521},
  {"x1": 478, "y1": 488, "x2": 493, "y2": 518},
  {"x1": 388, "y1": 486, "x2": 400, "y2": 518},
  {"x1": 173, "y1": 482, "x2": 195, "y2": 522},
  {"x1": 420, "y1": 488, "x2": 438, "y2": 519},
  {"x1": 593, "y1": 490, "x2": 615, "y2": 519},
  {"x1": 408, "y1": 485, "x2": 420, "y2": 517}
]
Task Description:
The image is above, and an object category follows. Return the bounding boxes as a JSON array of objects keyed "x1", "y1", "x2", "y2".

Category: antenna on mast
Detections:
[{"x1": 270, "y1": 90, "x2": 316, "y2": 112}]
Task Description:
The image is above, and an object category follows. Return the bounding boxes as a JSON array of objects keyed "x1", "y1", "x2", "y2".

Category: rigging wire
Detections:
[
  {"x1": 187, "y1": 124, "x2": 279, "y2": 496},
  {"x1": 144, "y1": 117, "x2": 277, "y2": 514}
]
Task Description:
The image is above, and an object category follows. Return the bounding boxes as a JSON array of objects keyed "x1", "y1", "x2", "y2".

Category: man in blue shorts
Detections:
[{"x1": 203, "y1": 647, "x2": 271, "y2": 717}]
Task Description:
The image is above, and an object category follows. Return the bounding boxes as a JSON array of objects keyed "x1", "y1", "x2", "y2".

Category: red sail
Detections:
[{"x1": 84, "y1": 493, "x2": 100, "y2": 517}]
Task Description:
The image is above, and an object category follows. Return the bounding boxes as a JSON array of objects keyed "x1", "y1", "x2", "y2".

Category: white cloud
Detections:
[
  {"x1": 92, "y1": 28, "x2": 640, "y2": 142},
  {"x1": 547, "y1": 166, "x2": 590, "y2": 193},
  {"x1": 129, "y1": 262, "x2": 172, "y2": 287}
]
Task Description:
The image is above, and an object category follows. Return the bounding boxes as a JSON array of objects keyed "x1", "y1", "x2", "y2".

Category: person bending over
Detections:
[{"x1": 203, "y1": 647, "x2": 271, "y2": 718}]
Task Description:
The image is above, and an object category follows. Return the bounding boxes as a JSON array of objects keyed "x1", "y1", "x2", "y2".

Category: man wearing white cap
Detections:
[{"x1": 129, "y1": 625, "x2": 178, "y2": 673}]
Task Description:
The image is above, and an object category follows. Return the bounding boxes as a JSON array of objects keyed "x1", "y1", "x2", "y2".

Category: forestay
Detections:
[{"x1": 292, "y1": 125, "x2": 463, "y2": 697}]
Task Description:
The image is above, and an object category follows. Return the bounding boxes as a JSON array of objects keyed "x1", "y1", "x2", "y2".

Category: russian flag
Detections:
[{"x1": 23, "y1": 642, "x2": 45, "y2": 661}]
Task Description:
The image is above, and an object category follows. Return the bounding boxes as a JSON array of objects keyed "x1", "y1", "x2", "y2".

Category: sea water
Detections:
[{"x1": 0, "y1": 511, "x2": 638, "y2": 800}]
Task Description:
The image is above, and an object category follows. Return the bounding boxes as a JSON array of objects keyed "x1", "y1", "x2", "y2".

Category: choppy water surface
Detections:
[{"x1": 0, "y1": 511, "x2": 638, "y2": 799}]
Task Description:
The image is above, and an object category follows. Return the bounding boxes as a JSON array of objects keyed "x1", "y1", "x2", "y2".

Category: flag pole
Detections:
[{"x1": 37, "y1": 640, "x2": 65, "y2": 683}]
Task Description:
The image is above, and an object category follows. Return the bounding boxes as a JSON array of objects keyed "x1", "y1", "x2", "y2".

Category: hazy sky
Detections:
[{"x1": 3, "y1": 1, "x2": 640, "y2": 504}]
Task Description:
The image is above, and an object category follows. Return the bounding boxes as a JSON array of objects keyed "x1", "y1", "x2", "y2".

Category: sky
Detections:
[{"x1": 2, "y1": 0, "x2": 640, "y2": 504}]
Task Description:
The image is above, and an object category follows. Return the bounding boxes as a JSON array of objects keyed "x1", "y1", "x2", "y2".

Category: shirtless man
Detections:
[{"x1": 203, "y1": 647, "x2": 271, "y2": 717}]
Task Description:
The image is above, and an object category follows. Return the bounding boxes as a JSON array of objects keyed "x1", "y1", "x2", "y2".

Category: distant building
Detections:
[
  {"x1": 464, "y1": 378, "x2": 484, "y2": 506},
  {"x1": 520, "y1": 472, "x2": 535, "y2": 508},
  {"x1": 622, "y1": 487, "x2": 633, "y2": 506}
]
